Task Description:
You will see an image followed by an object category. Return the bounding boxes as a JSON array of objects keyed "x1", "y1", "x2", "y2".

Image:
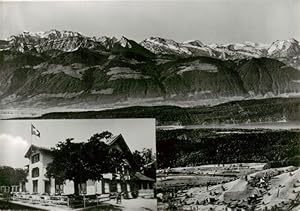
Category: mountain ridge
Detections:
[
  {"x1": 2, "y1": 30, "x2": 300, "y2": 63},
  {"x1": 0, "y1": 30, "x2": 299, "y2": 112}
]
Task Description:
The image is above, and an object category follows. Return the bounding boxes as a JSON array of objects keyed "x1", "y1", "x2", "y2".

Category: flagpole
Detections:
[
  {"x1": 30, "y1": 123, "x2": 33, "y2": 154},
  {"x1": 29, "y1": 123, "x2": 32, "y2": 194}
]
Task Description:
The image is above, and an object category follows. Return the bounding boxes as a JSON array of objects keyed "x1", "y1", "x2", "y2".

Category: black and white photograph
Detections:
[
  {"x1": 1, "y1": 0, "x2": 300, "y2": 210},
  {"x1": 0, "y1": 119, "x2": 156, "y2": 210}
]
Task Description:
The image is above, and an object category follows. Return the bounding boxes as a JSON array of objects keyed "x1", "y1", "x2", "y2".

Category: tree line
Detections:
[{"x1": 157, "y1": 129, "x2": 300, "y2": 169}]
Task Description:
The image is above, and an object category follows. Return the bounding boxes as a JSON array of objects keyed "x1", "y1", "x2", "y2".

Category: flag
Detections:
[{"x1": 31, "y1": 124, "x2": 40, "y2": 137}]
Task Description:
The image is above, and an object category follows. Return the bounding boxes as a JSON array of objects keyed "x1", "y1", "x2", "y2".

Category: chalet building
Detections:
[
  {"x1": 24, "y1": 146, "x2": 53, "y2": 194},
  {"x1": 23, "y1": 134, "x2": 155, "y2": 197}
]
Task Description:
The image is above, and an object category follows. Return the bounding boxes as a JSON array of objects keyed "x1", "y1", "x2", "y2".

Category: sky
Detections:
[
  {"x1": 0, "y1": 119, "x2": 155, "y2": 168},
  {"x1": 0, "y1": 0, "x2": 300, "y2": 44}
]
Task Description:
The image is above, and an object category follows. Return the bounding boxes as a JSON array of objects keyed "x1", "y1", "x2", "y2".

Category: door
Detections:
[
  {"x1": 33, "y1": 180, "x2": 38, "y2": 193},
  {"x1": 45, "y1": 181, "x2": 50, "y2": 194},
  {"x1": 110, "y1": 180, "x2": 117, "y2": 192}
]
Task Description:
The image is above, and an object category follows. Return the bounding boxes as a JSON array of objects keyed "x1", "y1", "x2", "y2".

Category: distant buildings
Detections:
[{"x1": 0, "y1": 186, "x2": 20, "y2": 193}]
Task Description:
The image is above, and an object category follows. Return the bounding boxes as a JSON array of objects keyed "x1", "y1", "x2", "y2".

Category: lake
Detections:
[{"x1": 157, "y1": 121, "x2": 300, "y2": 130}]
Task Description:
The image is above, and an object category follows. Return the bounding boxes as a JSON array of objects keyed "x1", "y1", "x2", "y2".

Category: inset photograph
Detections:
[
  {"x1": 156, "y1": 127, "x2": 300, "y2": 211},
  {"x1": 0, "y1": 119, "x2": 156, "y2": 211}
]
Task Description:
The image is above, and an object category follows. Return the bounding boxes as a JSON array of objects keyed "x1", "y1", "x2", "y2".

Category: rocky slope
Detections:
[
  {"x1": 179, "y1": 166, "x2": 300, "y2": 211},
  {"x1": 0, "y1": 30, "x2": 299, "y2": 110}
]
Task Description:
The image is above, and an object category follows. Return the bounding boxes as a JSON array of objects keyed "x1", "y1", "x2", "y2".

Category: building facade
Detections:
[
  {"x1": 23, "y1": 134, "x2": 154, "y2": 197},
  {"x1": 24, "y1": 145, "x2": 53, "y2": 194}
]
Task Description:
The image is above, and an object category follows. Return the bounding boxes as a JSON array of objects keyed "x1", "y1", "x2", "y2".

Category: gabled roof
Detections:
[
  {"x1": 104, "y1": 134, "x2": 138, "y2": 169},
  {"x1": 24, "y1": 145, "x2": 52, "y2": 158},
  {"x1": 135, "y1": 172, "x2": 155, "y2": 182},
  {"x1": 103, "y1": 134, "x2": 122, "y2": 145}
]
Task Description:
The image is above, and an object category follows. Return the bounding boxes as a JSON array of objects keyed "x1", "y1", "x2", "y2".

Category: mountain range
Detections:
[
  {"x1": 0, "y1": 30, "x2": 299, "y2": 115},
  {"x1": 2, "y1": 30, "x2": 300, "y2": 60}
]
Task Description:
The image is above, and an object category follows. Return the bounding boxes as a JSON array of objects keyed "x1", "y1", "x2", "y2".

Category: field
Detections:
[
  {"x1": 156, "y1": 128, "x2": 300, "y2": 210},
  {"x1": 157, "y1": 163, "x2": 265, "y2": 191},
  {"x1": 157, "y1": 163, "x2": 265, "y2": 192}
]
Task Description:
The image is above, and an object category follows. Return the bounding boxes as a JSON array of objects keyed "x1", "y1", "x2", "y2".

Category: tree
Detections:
[
  {"x1": 46, "y1": 131, "x2": 119, "y2": 195},
  {"x1": 132, "y1": 148, "x2": 156, "y2": 179},
  {"x1": 109, "y1": 148, "x2": 128, "y2": 197},
  {"x1": 82, "y1": 132, "x2": 118, "y2": 180},
  {"x1": 46, "y1": 138, "x2": 84, "y2": 195},
  {"x1": 0, "y1": 166, "x2": 27, "y2": 187}
]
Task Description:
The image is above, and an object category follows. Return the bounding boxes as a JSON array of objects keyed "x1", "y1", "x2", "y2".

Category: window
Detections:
[
  {"x1": 139, "y1": 183, "x2": 142, "y2": 190},
  {"x1": 124, "y1": 166, "x2": 129, "y2": 175},
  {"x1": 149, "y1": 182, "x2": 153, "y2": 189},
  {"x1": 104, "y1": 181, "x2": 110, "y2": 193},
  {"x1": 142, "y1": 182, "x2": 148, "y2": 189},
  {"x1": 55, "y1": 184, "x2": 63, "y2": 194},
  {"x1": 79, "y1": 183, "x2": 87, "y2": 194},
  {"x1": 32, "y1": 167, "x2": 39, "y2": 178},
  {"x1": 31, "y1": 154, "x2": 40, "y2": 164}
]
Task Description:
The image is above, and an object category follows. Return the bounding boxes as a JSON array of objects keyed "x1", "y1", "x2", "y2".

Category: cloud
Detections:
[{"x1": 0, "y1": 134, "x2": 29, "y2": 168}]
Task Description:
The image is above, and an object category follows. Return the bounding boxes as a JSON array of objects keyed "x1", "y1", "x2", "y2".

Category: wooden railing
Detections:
[{"x1": 11, "y1": 193, "x2": 69, "y2": 207}]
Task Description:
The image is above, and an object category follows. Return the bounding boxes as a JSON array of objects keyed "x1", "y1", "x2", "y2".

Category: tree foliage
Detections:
[
  {"x1": 0, "y1": 166, "x2": 27, "y2": 186},
  {"x1": 46, "y1": 131, "x2": 124, "y2": 195},
  {"x1": 132, "y1": 148, "x2": 156, "y2": 179},
  {"x1": 157, "y1": 129, "x2": 300, "y2": 169}
]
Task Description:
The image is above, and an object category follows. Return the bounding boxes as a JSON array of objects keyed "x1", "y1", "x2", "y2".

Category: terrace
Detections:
[{"x1": 2, "y1": 192, "x2": 155, "y2": 211}]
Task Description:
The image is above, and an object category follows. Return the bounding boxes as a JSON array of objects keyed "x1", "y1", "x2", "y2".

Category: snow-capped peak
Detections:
[
  {"x1": 97, "y1": 36, "x2": 118, "y2": 49},
  {"x1": 183, "y1": 40, "x2": 204, "y2": 47},
  {"x1": 141, "y1": 36, "x2": 192, "y2": 55},
  {"x1": 267, "y1": 38, "x2": 300, "y2": 57},
  {"x1": 97, "y1": 36, "x2": 118, "y2": 43},
  {"x1": 118, "y1": 36, "x2": 132, "y2": 48},
  {"x1": 146, "y1": 37, "x2": 181, "y2": 47},
  {"x1": 7, "y1": 29, "x2": 83, "y2": 41}
]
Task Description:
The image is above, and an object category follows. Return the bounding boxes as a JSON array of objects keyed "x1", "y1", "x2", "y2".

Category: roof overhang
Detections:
[
  {"x1": 135, "y1": 172, "x2": 155, "y2": 182},
  {"x1": 24, "y1": 145, "x2": 52, "y2": 158}
]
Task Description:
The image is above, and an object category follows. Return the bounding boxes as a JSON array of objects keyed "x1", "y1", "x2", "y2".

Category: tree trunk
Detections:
[{"x1": 74, "y1": 180, "x2": 80, "y2": 196}]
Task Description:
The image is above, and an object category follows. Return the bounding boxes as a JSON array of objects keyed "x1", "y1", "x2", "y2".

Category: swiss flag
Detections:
[{"x1": 31, "y1": 124, "x2": 40, "y2": 138}]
